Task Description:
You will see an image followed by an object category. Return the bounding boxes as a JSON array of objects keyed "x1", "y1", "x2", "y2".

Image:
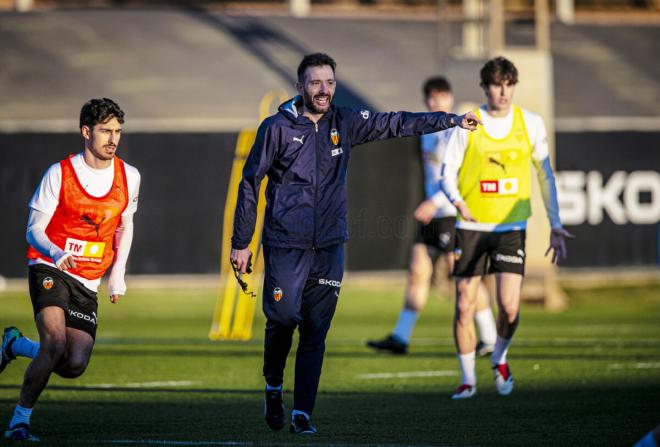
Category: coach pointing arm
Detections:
[{"x1": 348, "y1": 109, "x2": 480, "y2": 146}]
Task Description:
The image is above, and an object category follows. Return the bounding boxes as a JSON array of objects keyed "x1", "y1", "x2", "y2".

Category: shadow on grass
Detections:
[{"x1": 1, "y1": 383, "x2": 659, "y2": 446}]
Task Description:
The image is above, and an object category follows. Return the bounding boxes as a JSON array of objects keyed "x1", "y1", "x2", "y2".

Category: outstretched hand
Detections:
[
  {"x1": 545, "y1": 227, "x2": 575, "y2": 265},
  {"x1": 456, "y1": 111, "x2": 481, "y2": 131}
]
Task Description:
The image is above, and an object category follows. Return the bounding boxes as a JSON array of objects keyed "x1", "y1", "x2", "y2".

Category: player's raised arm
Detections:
[{"x1": 348, "y1": 110, "x2": 451, "y2": 146}]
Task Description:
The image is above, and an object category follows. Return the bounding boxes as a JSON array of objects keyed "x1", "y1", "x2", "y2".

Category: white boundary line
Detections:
[
  {"x1": 104, "y1": 442, "x2": 440, "y2": 447},
  {"x1": 375, "y1": 337, "x2": 660, "y2": 347},
  {"x1": 356, "y1": 370, "x2": 458, "y2": 380},
  {"x1": 107, "y1": 441, "x2": 249, "y2": 446},
  {"x1": 607, "y1": 362, "x2": 660, "y2": 370},
  {"x1": 84, "y1": 380, "x2": 199, "y2": 389}
]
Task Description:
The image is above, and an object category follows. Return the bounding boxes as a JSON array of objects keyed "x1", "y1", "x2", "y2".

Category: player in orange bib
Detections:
[{"x1": 1, "y1": 98, "x2": 140, "y2": 442}]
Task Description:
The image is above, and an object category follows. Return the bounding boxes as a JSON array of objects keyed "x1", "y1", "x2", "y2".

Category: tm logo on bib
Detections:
[
  {"x1": 65, "y1": 237, "x2": 106, "y2": 262},
  {"x1": 480, "y1": 178, "x2": 519, "y2": 195}
]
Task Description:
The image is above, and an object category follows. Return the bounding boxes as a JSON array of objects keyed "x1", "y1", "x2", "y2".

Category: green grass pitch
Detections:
[{"x1": 1, "y1": 281, "x2": 659, "y2": 446}]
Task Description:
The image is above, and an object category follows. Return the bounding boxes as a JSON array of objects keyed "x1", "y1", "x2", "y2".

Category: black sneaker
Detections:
[
  {"x1": 264, "y1": 389, "x2": 285, "y2": 431},
  {"x1": 476, "y1": 341, "x2": 494, "y2": 357},
  {"x1": 4, "y1": 423, "x2": 39, "y2": 442},
  {"x1": 1, "y1": 327, "x2": 22, "y2": 374},
  {"x1": 366, "y1": 334, "x2": 408, "y2": 354},
  {"x1": 290, "y1": 414, "x2": 316, "y2": 434}
]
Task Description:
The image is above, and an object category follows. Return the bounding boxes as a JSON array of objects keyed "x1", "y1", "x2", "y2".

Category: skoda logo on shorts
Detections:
[
  {"x1": 273, "y1": 287, "x2": 283, "y2": 302},
  {"x1": 439, "y1": 232, "x2": 451, "y2": 249},
  {"x1": 42, "y1": 277, "x2": 54, "y2": 290}
]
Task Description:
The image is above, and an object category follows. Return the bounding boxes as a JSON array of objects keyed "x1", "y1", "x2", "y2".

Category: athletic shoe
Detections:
[
  {"x1": 366, "y1": 335, "x2": 408, "y2": 354},
  {"x1": 264, "y1": 389, "x2": 286, "y2": 431},
  {"x1": 0, "y1": 326, "x2": 22, "y2": 374},
  {"x1": 476, "y1": 341, "x2": 495, "y2": 357},
  {"x1": 493, "y1": 363, "x2": 514, "y2": 396},
  {"x1": 4, "y1": 423, "x2": 39, "y2": 442},
  {"x1": 290, "y1": 414, "x2": 317, "y2": 434},
  {"x1": 451, "y1": 383, "x2": 477, "y2": 400}
]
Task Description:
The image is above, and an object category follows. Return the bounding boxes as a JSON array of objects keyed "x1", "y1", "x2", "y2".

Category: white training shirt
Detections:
[
  {"x1": 28, "y1": 153, "x2": 141, "y2": 291},
  {"x1": 420, "y1": 131, "x2": 457, "y2": 218},
  {"x1": 440, "y1": 105, "x2": 562, "y2": 232}
]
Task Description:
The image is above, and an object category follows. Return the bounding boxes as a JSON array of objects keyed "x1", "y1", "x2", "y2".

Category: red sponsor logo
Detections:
[{"x1": 480, "y1": 180, "x2": 498, "y2": 193}]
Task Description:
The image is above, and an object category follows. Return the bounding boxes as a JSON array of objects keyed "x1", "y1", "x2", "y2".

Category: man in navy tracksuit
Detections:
[{"x1": 230, "y1": 53, "x2": 479, "y2": 434}]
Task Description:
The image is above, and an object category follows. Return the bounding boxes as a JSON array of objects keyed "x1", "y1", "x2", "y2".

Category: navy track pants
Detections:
[{"x1": 262, "y1": 243, "x2": 344, "y2": 415}]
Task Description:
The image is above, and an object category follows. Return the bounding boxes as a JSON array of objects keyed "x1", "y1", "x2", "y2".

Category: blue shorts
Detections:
[{"x1": 262, "y1": 244, "x2": 344, "y2": 327}]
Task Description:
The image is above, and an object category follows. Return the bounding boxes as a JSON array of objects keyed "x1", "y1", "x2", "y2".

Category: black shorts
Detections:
[
  {"x1": 453, "y1": 229, "x2": 526, "y2": 277},
  {"x1": 414, "y1": 217, "x2": 456, "y2": 260},
  {"x1": 28, "y1": 264, "x2": 99, "y2": 339}
]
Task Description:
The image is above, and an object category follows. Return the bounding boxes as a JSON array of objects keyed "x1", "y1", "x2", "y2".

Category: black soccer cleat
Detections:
[
  {"x1": 366, "y1": 334, "x2": 408, "y2": 354},
  {"x1": 1, "y1": 326, "x2": 22, "y2": 374},
  {"x1": 4, "y1": 423, "x2": 39, "y2": 442},
  {"x1": 290, "y1": 414, "x2": 317, "y2": 434},
  {"x1": 264, "y1": 389, "x2": 286, "y2": 431}
]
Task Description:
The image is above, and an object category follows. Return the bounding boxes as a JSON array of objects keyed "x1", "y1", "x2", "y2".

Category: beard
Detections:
[{"x1": 303, "y1": 90, "x2": 332, "y2": 115}]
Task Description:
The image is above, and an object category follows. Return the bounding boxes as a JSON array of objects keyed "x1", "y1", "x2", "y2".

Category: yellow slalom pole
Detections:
[
  {"x1": 209, "y1": 90, "x2": 288, "y2": 342},
  {"x1": 209, "y1": 129, "x2": 256, "y2": 341}
]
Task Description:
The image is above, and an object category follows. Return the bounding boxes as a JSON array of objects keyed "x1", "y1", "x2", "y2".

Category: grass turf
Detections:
[{"x1": 1, "y1": 281, "x2": 659, "y2": 446}]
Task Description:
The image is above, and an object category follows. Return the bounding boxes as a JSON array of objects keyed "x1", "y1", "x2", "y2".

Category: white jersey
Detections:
[
  {"x1": 441, "y1": 105, "x2": 562, "y2": 232},
  {"x1": 28, "y1": 153, "x2": 141, "y2": 291},
  {"x1": 420, "y1": 131, "x2": 457, "y2": 218}
]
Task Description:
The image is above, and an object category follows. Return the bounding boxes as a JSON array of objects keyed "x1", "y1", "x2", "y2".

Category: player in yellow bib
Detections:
[{"x1": 437, "y1": 57, "x2": 574, "y2": 399}]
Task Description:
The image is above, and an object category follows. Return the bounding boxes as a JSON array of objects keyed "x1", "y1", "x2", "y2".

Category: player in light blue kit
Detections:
[{"x1": 367, "y1": 77, "x2": 496, "y2": 355}]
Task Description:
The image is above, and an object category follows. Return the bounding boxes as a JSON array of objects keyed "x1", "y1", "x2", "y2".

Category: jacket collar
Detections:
[{"x1": 279, "y1": 96, "x2": 334, "y2": 125}]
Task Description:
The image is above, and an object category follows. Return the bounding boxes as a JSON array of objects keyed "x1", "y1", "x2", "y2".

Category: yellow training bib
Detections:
[{"x1": 457, "y1": 106, "x2": 533, "y2": 224}]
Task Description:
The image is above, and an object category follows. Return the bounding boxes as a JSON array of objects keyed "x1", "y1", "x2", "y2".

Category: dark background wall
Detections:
[
  {"x1": 1, "y1": 130, "x2": 658, "y2": 277},
  {"x1": 0, "y1": 133, "x2": 238, "y2": 277},
  {"x1": 0, "y1": 132, "x2": 423, "y2": 277},
  {"x1": 556, "y1": 132, "x2": 660, "y2": 267}
]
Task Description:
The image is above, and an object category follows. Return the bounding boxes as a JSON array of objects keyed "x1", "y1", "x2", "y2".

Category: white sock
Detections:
[
  {"x1": 392, "y1": 309, "x2": 419, "y2": 344},
  {"x1": 475, "y1": 308, "x2": 497, "y2": 346},
  {"x1": 458, "y1": 352, "x2": 477, "y2": 386},
  {"x1": 291, "y1": 409, "x2": 310, "y2": 421},
  {"x1": 11, "y1": 337, "x2": 40, "y2": 359},
  {"x1": 265, "y1": 383, "x2": 282, "y2": 392},
  {"x1": 491, "y1": 336, "x2": 512, "y2": 366},
  {"x1": 9, "y1": 405, "x2": 32, "y2": 429}
]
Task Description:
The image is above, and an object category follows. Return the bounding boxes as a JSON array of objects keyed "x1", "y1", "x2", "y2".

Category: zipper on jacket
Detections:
[{"x1": 312, "y1": 121, "x2": 319, "y2": 249}]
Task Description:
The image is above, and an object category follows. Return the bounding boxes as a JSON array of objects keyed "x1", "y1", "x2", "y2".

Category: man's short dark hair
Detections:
[
  {"x1": 480, "y1": 56, "x2": 519, "y2": 86},
  {"x1": 297, "y1": 53, "x2": 337, "y2": 83},
  {"x1": 79, "y1": 98, "x2": 125, "y2": 129},
  {"x1": 423, "y1": 76, "x2": 452, "y2": 99}
]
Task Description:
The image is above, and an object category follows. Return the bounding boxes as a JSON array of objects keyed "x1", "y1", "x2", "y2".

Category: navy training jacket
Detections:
[{"x1": 231, "y1": 96, "x2": 459, "y2": 250}]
